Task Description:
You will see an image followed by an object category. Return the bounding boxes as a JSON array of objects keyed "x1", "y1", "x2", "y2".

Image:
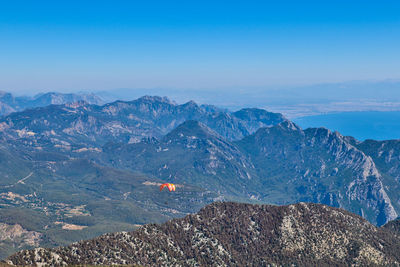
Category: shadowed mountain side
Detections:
[
  {"x1": 236, "y1": 121, "x2": 398, "y2": 226},
  {"x1": 7, "y1": 202, "x2": 400, "y2": 266},
  {"x1": 95, "y1": 120, "x2": 256, "y2": 197},
  {"x1": 382, "y1": 217, "x2": 400, "y2": 239},
  {"x1": 86, "y1": 120, "x2": 398, "y2": 225},
  {"x1": 354, "y1": 139, "x2": 400, "y2": 216}
]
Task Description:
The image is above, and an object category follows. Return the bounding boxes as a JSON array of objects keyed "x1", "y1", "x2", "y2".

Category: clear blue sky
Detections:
[{"x1": 1, "y1": 0, "x2": 399, "y2": 94}]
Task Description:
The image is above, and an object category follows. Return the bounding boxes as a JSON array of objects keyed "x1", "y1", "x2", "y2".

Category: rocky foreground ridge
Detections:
[{"x1": 6, "y1": 202, "x2": 400, "y2": 266}]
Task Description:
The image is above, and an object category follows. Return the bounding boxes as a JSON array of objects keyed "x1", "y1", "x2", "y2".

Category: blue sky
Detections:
[{"x1": 1, "y1": 1, "x2": 399, "y2": 94}]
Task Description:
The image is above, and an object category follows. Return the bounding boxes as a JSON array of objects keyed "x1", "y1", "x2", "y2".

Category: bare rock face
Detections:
[
  {"x1": 305, "y1": 127, "x2": 398, "y2": 225},
  {"x1": 0, "y1": 223, "x2": 42, "y2": 259},
  {"x1": 0, "y1": 223, "x2": 41, "y2": 247},
  {"x1": 237, "y1": 121, "x2": 398, "y2": 225},
  {"x1": 356, "y1": 139, "x2": 400, "y2": 213},
  {"x1": 89, "y1": 119, "x2": 400, "y2": 226},
  {"x1": 6, "y1": 202, "x2": 400, "y2": 266}
]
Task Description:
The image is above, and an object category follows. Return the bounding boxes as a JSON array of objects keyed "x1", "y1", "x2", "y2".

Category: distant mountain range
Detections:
[
  {"x1": 1, "y1": 95, "x2": 400, "y2": 260},
  {"x1": 0, "y1": 95, "x2": 284, "y2": 148},
  {"x1": 93, "y1": 80, "x2": 400, "y2": 117},
  {"x1": 6, "y1": 202, "x2": 400, "y2": 266},
  {"x1": 0, "y1": 91, "x2": 103, "y2": 116}
]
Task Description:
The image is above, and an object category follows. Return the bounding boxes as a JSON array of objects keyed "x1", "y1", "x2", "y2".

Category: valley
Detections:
[{"x1": 1, "y1": 94, "x2": 400, "y2": 260}]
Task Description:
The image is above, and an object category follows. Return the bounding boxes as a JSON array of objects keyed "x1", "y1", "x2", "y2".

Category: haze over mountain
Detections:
[
  {"x1": 2, "y1": 95, "x2": 400, "y2": 260},
  {"x1": 2, "y1": 0, "x2": 399, "y2": 264},
  {"x1": 4, "y1": 79, "x2": 400, "y2": 120},
  {"x1": 0, "y1": 91, "x2": 103, "y2": 116},
  {"x1": 0, "y1": 95, "x2": 284, "y2": 148},
  {"x1": 94, "y1": 80, "x2": 400, "y2": 117}
]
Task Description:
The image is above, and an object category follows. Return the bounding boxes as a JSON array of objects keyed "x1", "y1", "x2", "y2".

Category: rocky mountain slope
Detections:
[
  {"x1": 7, "y1": 202, "x2": 400, "y2": 266},
  {"x1": 382, "y1": 217, "x2": 400, "y2": 238},
  {"x1": 96, "y1": 120, "x2": 256, "y2": 197},
  {"x1": 1, "y1": 96, "x2": 397, "y2": 226},
  {"x1": 355, "y1": 139, "x2": 400, "y2": 207},
  {"x1": 236, "y1": 121, "x2": 398, "y2": 225},
  {"x1": 0, "y1": 91, "x2": 103, "y2": 116},
  {"x1": 3, "y1": 95, "x2": 400, "y2": 259},
  {"x1": 351, "y1": 138, "x2": 400, "y2": 178},
  {"x1": 87, "y1": 119, "x2": 399, "y2": 225}
]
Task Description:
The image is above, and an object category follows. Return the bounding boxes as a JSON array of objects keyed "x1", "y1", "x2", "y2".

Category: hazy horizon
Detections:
[
  {"x1": 2, "y1": 79, "x2": 400, "y2": 120},
  {"x1": 1, "y1": 1, "x2": 400, "y2": 117}
]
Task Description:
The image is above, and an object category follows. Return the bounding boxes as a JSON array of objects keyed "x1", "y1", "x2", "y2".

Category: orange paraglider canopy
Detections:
[{"x1": 160, "y1": 183, "x2": 176, "y2": 192}]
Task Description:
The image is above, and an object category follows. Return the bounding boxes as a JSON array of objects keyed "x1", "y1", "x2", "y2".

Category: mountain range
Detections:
[
  {"x1": 0, "y1": 91, "x2": 103, "y2": 116},
  {"x1": 6, "y1": 202, "x2": 400, "y2": 266},
  {"x1": 1, "y1": 94, "x2": 400, "y2": 260}
]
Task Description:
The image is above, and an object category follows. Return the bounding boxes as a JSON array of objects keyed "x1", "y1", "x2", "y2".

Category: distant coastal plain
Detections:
[{"x1": 294, "y1": 111, "x2": 400, "y2": 141}]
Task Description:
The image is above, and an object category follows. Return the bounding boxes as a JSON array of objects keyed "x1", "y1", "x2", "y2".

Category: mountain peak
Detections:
[
  {"x1": 164, "y1": 120, "x2": 219, "y2": 141},
  {"x1": 277, "y1": 120, "x2": 302, "y2": 131},
  {"x1": 136, "y1": 95, "x2": 176, "y2": 105},
  {"x1": 182, "y1": 100, "x2": 198, "y2": 107},
  {"x1": 178, "y1": 100, "x2": 202, "y2": 113},
  {"x1": 233, "y1": 108, "x2": 286, "y2": 121}
]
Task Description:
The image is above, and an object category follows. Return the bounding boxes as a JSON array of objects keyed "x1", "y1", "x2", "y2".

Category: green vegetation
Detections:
[
  {"x1": 2, "y1": 96, "x2": 400, "y2": 262},
  {"x1": 0, "y1": 141, "x2": 216, "y2": 259},
  {"x1": 8, "y1": 202, "x2": 400, "y2": 266}
]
